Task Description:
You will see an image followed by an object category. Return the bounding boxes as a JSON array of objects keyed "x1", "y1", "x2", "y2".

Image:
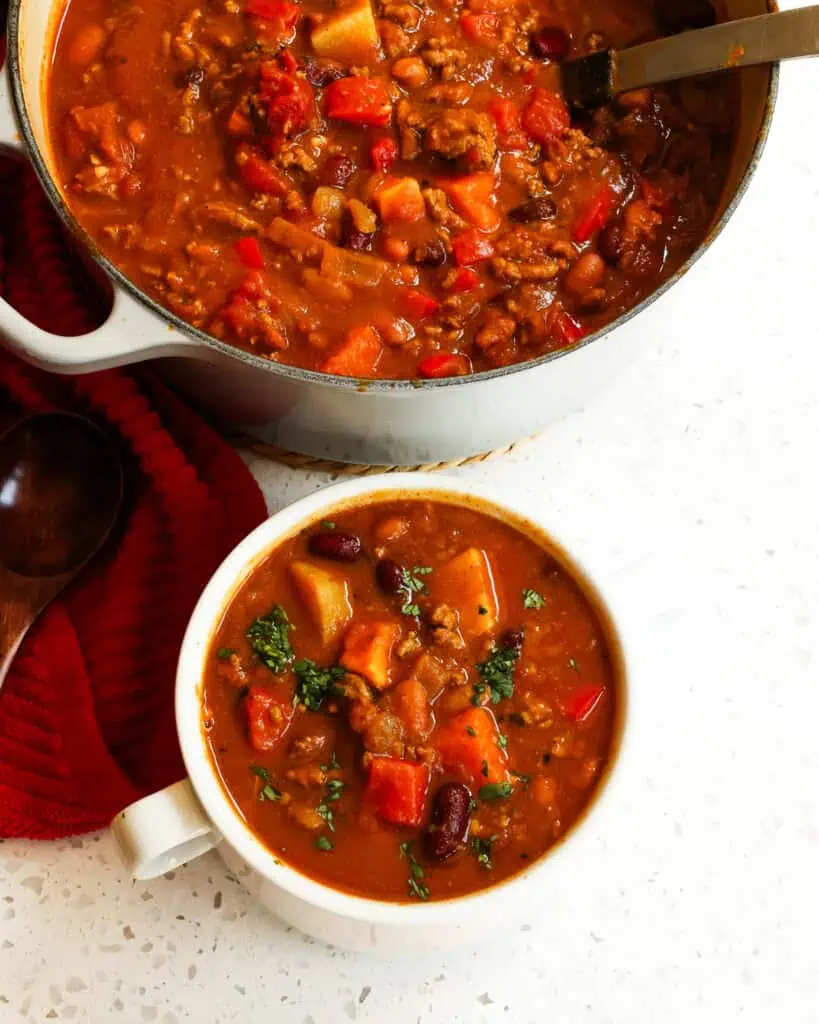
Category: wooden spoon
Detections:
[
  {"x1": 562, "y1": 6, "x2": 819, "y2": 108},
  {"x1": 0, "y1": 413, "x2": 123, "y2": 689}
]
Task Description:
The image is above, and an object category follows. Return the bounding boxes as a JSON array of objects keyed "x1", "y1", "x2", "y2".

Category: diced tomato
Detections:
[
  {"x1": 235, "y1": 270, "x2": 268, "y2": 300},
  {"x1": 451, "y1": 228, "x2": 494, "y2": 266},
  {"x1": 447, "y1": 267, "x2": 481, "y2": 292},
  {"x1": 259, "y1": 65, "x2": 314, "y2": 142},
  {"x1": 440, "y1": 173, "x2": 499, "y2": 230},
  {"x1": 325, "y1": 77, "x2": 392, "y2": 126},
  {"x1": 401, "y1": 288, "x2": 439, "y2": 321},
  {"x1": 246, "y1": 0, "x2": 300, "y2": 24},
  {"x1": 417, "y1": 353, "x2": 471, "y2": 379},
  {"x1": 487, "y1": 97, "x2": 527, "y2": 150},
  {"x1": 321, "y1": 325, "x2": 383, "y2": 377},
  {"x1": 365, "y1": 756, "x2": 430, "y2": 828},
  {"x1": 553, "y1": 309, "x2": 585, "y2": 346},
  {"x1": 521, "y1": 87, "x2": 570, "y2": 145},
  {"x1": 558, "y1": 684, "x2": 604, "y2": 722},
  {"x1": 459, "y1": 12, "x2": 499, "y2": 42},
  {"x1": 370, "y1": 136, "x2": 399, "y2": 173},
  {"x1": 435, "y1": 707, "x2": 509, "y2": 789},
  {"x1": 243, "y1": 685, "x2": 293, "y2": 751},
  {"x1": 572, "y1": 184, "x2": 615, "y2": 243},
  {"x1": 236, "y1": 145, "x2": 292, "y2": 195},
  {"x1": 233, "y1": 236, "x2": 265, "y2": 269}
]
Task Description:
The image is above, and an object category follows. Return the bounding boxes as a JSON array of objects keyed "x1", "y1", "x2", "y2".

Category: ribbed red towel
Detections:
[{"x1": 0, "y1": 154, "x2": 267, "y2": 838}]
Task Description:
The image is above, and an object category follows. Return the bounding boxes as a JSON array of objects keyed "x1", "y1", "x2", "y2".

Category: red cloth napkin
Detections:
[{"x1": 0, "y1": 154, "x2": 268, "y2": 838}]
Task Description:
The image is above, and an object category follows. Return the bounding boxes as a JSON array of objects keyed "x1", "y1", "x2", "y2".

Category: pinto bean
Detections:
[
  {"x1": 321, "y1": 153, "x2": 356, "y2": 188},
  {"x1": 565, "y1": 251, "x2": 605, "y2": 295},
  {"x1": 424, "y1": 782, "x2": 472, "y2": 861},
  {"x1": 308, "y1": 531, "x2": 362, "y2": 562}
]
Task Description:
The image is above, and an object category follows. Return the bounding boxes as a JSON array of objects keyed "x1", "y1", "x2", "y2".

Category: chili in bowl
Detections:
[{"x1": 112, "y1": 474, "x2": 630, "y2": 951}]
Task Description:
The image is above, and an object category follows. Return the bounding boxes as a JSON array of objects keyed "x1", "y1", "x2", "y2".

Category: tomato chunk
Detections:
[
  {"x1": 236, "y1": 146, "x2": 293, "y2": 195},
  {"x1": 243, "y1": 685, "x2": 293, "y2": 751},
  {"x1": 246, "y1": 0, "x2": 300, "y2": 25},
  {"x1": 459, "y1": 12, "x2": 499, "y2": 42},
  {"x1": 234, "y1": 236, "x2": 265, "y2": 269},
  {"x1": 417, "y1": 352, "x2": 471, "y2": 378},
  {"x1": 558, "y1": 684, "x2": 604, "y2": 722},
  {"x1": 572, "y1": 184, "x2": 615, "y2": 243},
  {"x1": 321, "y1": 325, "x2": 383, "y2": 377},
  {"x1": 325, "y1": 77, "x2": 392, "y2": 126},
  {"x1": 521, "y1": 87, "x2": 570, "y2": 145},
  {"x1": 370, "y1": 136, "x2": 399, "y2": 173},
  {"x1": 447, "y1": 267, "x2": 481, "y2": 292},
  {"x1": 553, "y1": 309, "x2": 585, "y2": 346},
  {"x1": 487, "y1": 97, "x2": 526, "y2": 149},
  {"x1": 366, "y1": 756, "x2": 430, "y2": 827},
  {"x1": 451, "y1": 228, "x2": 494, "y2": 266},
  {"x1": 435, "y1": 707, "x2": 509, "y2": 788},
  {"x1": 401, "y1": 288, "x2": 439, "y2": 321},
  {"x1": 260, "y1": 65, "x2": 314, "y2": 142}
]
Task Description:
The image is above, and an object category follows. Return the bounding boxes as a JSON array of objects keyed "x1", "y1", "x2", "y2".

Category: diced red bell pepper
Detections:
[
  {"x1": 447, "y1": 267, "x2": 481, "y2": 292},
  {"x1": 553, "y1": 309, "x2": 585, "y2": 346},
  {"x1": 401, "y1": 288, "x2": 440, "y2": 321},
  {"x1": 435, "y1": 707, "x2": 509, "y2": 789},
  {"x1": 246, "y1": 0, "x2": 300, "y2": 25},
  {"x1": 370, "y1": 136, "x2": 399, "y2": 173},
  {"x1": 487, "y1": 97, "x2": 527, "y2": 150},
  {"x1": 451, "y1": 228, "x2": 494, "y2": 266},
  {"x1": 558, "y1": 684, "x2": 604, "y2": 722},
  {"x1": 234, "y1": 236, "x2": 265, "y2": 269},
  {"x1": 459, "y1": 12, "x2": 500, "y2": 42},
  {"x1": 237, "y1": 145, "x2": 292, "y2": 195},
  {"x1": 521, "y1": 87, "x2": 570, "y2": 145},
  {"x1": 365, "y1": 756, "x2": 430, "y2": 828},
  {"x1": 321, "y1": 325, "x2": 383, "y2": 377},
  {"x1": 325, "y1": 77, "x2": 392, "y2": 126},
  {"x1": 417, "y1": 352, "x2": 471, "y2": 379},
  {"x1": 572, "y1": 184, "x2": 615, "y2": 243},
  {"x1": 259, "y1": 65, "x2": 314, "y2": 141},
  {"x1": 243, "y1": 685, "x2": 293, "y2": 751}
]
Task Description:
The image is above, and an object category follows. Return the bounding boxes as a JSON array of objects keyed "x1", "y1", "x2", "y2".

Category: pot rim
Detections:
[
  {"x1": 5, "y1": 0, "x2": 778, "y2": 392},
  {"x1": 175, "y1": 472, "x2": 632, "y2": 924}
]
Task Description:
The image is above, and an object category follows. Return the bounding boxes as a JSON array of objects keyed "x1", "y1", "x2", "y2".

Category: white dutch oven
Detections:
[
  {"x1": 112, "y1": 474, "x2": 632, "y2": 952},
  {"x1": 0, "y1": 0, "x2": 776, "y2": 464}
]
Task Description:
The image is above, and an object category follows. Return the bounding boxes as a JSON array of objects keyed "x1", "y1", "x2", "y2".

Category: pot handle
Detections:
[
  {"x1": 0, "y1": 62, "x2": 24, "y2": 157},
  {"x1": 111, "y1": 779, "x2": 222, "y2": 881}
]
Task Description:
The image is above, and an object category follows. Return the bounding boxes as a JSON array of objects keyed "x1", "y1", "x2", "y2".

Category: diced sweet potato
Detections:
[
  {"x1": 434, "y1": 706, "x2": 509, "y2": 788},
  {"x1": 365, "y1": 756, "x2": 430, "y2": 827},
  {"x1": 289, "y1": 560, "x2": 353, "y2": 644},
  {"x1": 388, "y1": 678, "x2": 432, "y2": 741},
  {"x1": 310, "y1": 0, "x2": 379, "y2": 64},
  {"x1": 321, "y1": 325, "x2": 383, "y2": 377},
  {"x1": 430, "y1": 547, "x2": 498, "y2": 637},
  {"x1": 440, "y1": 173, "x2": 500, "y2": 231},
  {"x1": 243, "y1": 685, "x2": 294, "y2": 751},
  {"x1": 340, "y1": 620, "x2": 401, "y2": 690},
  {"x1": 376, "y1": 177, "x2": 426, "y2": 223}
]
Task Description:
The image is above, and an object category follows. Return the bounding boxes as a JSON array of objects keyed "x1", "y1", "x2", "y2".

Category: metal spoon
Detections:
[
  {"x1": 0, "y1": 412, "x2": 123, "y2": 690},
  {"x1": 562, "y1": 6, "x2": 819, "y2": 108}
]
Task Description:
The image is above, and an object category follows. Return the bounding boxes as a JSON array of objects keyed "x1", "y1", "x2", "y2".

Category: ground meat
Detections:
[
  {"x1": 288, "y1": 732, "x2": 330, "y2": 763},
  {"x1": 425, "y1": 82, "x2": 472, "y2": 106},
  {"x1": 422, "y1": 188, "x2": 467, "y2": 230},
  {"x1": 519, "y1": 691, "x2": 554, "y2": 726},
  {"x1": 380, "y1": 20, "x2": 414, "y2": 58},
  {"x1": 278, "y1": 137, "x2": 325, "y2": 175},
  {"x1": 285, "y1": 764, "x2": 326, "y2": 787},
  {"x1": 421, "y1": 38, "x2": 466, "y2": 77},
  {"x1": 540, "y1": 129, "x2": 601, "y2": 186},
  {"x1": 476, "y1": 313, "x2": 516, "y2": 351},
  {"x1": 396, "y1": 631, "x2": 423, "y2": 658},
  {"x1": 380, "y1": 0, "x2": 422, "y2": 29},
  {"x1": 199, "y1": 201, "x2": 262, "y2": 232},
  {"x1": 490, "y1": 256, "x2": 559, "y2": 283},
  {"x1": 424, "y1": 109, "x2": 496, "y2": 169}
]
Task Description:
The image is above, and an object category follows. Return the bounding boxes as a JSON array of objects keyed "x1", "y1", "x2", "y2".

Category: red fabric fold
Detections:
[{"x1": 0, "y1": 153, "x2": 268, "y2": 838}]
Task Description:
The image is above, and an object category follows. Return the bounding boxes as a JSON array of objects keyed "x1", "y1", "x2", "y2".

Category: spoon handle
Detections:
[
  {"x1": 617, "y1": 6, "x2": 819, "y2": 91},
  {"x1": 0, "y1": 575, "x2": 39, "y2": 692}
]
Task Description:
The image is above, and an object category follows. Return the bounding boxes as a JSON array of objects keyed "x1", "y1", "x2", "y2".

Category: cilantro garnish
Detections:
[
  {"x1": 293, "y1": 659, "x2": 345, "y2": 711},
  {"x1": 251, "y1": 766, "x2": 282, "y2": 802},
  {"x1": 316, "y1": 836, "x2": 333, "y2": 851},
  {"x1": 472, "y1": 639, "x2": 522, "y2": 705},
  {"x1": 400, "y1": 841, "x2": 430, "y2": 900},
  {"x1": 399, "y1": 566, "x2": 433, "y2": 617},
  {"x1": 216, "y1": 647, "x2": 235, "y2": 661},
  {"x1": 246, "y1": 605, "x2": 294, "y2": 675},
  {"x1": 472, "y1": 836, "x2": 497, "y2": 870},
  {"x1": 478, "y1": 782, "x2": 514, "y2": 801},
  {"x1": 568, "y1": 657, "x2": 580, "y2": 672},
  {"x1": 522, "y1": 588, "x2": 545, "y2": 610}
]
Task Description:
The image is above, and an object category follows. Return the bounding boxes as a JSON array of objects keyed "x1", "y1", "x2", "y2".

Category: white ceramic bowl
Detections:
[{"x1": 112, "y1": 473, "x2": 632, "y2": 952}]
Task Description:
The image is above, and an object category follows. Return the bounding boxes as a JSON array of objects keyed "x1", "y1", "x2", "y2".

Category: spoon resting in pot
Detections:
[
  {"x1": 562, "y1": 6, "x2": 819, "y2": 108},
  {"x1": 0, "y1": 413, "x2": 123, "y2": 690}
]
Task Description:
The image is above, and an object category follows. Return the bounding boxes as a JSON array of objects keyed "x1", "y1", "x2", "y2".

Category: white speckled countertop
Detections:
[{"x1": 2, "y1": 53, "x2": 819, "y2": 1024}]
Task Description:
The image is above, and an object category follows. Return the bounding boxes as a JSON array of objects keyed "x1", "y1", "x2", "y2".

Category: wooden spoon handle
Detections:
[
  {"x1": 617, "y1": 6, "x2": 819, "y2": 92},
  {"x1": 0, "y1": 572, "x2": 48, "y2": 693}
]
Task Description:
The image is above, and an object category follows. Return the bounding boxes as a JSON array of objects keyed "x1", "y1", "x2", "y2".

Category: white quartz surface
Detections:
[{"x1": 2, "y1": 54, "x2": 819, "y2": 1024}]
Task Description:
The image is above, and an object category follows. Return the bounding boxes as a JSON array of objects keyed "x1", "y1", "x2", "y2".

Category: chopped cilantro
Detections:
[
  {"x1": 522, "y1": 588, "x2": 545, "y2": 610},
  {"x1": 321, "y1": 752, "x2": 341, "y2": 773},
  {"x1": 497, "y1": 732, "x2": 509, "y2": 751},
  {"x1": 320, "y1": 520, "x2": 336, "y2": 530},
  {"x1": 315, "y1": 774, "x2": 346, "y2": 832},
  {"x1": 472, "y1": 639, "x2": 522, "y2": 706},
  {"x1": 246, "y1": 605, "x2": 294, "y2": 675},
  {"x1": 478, "y1": 782, "x2": 514, "y2": 801},
  {"x1": 216, "y1": 647, "x2": 235, "y2": 661},
  {"x1": 480, "y1": 759, "x2": 489, "y2": 778},
  {"x1": 316, "y1": 836, "x2": 334, "y2": 851},
  {"x1": 472, "y1": 836, "x2": 496, "y2": 870},
  {"x1": 466, "y1": 725, "x2": 477, "y2": 737},
  {"x1": 408, "y1": 877, "x2": 430, "y2": 901},
  {"x1": 259, "y1": 784, "x2": 282, "y2": 802},
  {"x1": 401, "y1": 601, "x2": 421, "y2": 617},
  {"x1": 400, "y1": 841, "x2": 429, "y2": 899},
  {"x1": 325, "y1": 778, "x2": 345, "y2": 803},
  {"x1": 568, "y1": 657, "x2": 580, "y2": 672},
  {"x1": 250, "y1": 765, "x2": 270, "y2": 782},
  {"x1": 293, "y1": 659, "x2": 345, "y2": 711},
  {"x1": 399, "y1": 566, "x2": 433, "y2": 616},
  {"x1": 316, "y1": 802, "x2": 335, "y2": 832}
]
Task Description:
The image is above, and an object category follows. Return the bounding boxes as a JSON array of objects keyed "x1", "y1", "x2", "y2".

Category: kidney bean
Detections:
[
  {"x1": 308, "y1": 531, "x2": 362, "y2": 562},
  {"x1": 321, "y1": 153, "x2": 356, "y2": 189},
  {"x1": 503, "y1": 629, "x2": 525, "y2": 651},
  {"x1": 340, "y1": 210, "x2": 374, "y2": 251},
  {"x1": 413, "y1": 239, "x2": 448, "y2": 267},
  {"x1": 597, "y1": 222, "x2": 624, "y2": 264},
  {"x1": 508, "y1": 197, "x2": 557, "y2": 223},
  {"x1": 529, "y1": 25, "x2": 571, "y2": 61},
  {"x1": 303, "y1": 58, "x2": 347, "y2": 87},
  {"x1": 424, "y1": 782, "x2": 472, "y2": 862},
  {"x1": 376, "y1": 558, "x2": 405, "y2": 595}
]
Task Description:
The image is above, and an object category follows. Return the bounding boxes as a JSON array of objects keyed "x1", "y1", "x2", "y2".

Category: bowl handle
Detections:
[{"x1": 111, "y1": 779, "x2": 221, "y2": 880}]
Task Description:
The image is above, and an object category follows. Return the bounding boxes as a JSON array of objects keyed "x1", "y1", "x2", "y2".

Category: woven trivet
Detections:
[{"x1": 227, "y1": 432, "x2": 531, "y2": 475}]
